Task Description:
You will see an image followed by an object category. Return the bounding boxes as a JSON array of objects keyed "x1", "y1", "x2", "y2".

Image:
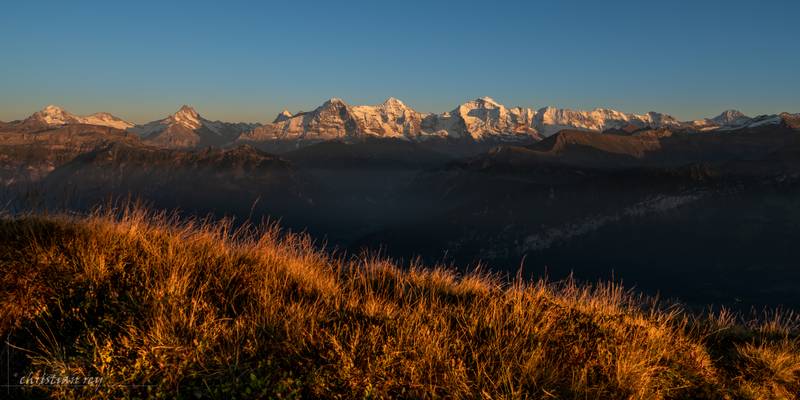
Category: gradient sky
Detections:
[{"x1": 1, "y1": 0, "x2": 798, "y2": 124}]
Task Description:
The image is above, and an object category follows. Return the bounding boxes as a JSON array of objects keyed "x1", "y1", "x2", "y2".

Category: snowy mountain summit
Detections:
[
  {"x1": 240, "y1": 96, "x2": 769, "y2": 146},
  {"x1": 273, "y1": 110, "x2": 293, "y2": 123},
  {"x1": 17, "y1": 105, "x2": 133, "y2": 131},
  {"x1": 129, "y1": 105, "x2": 259, "y2": 148},
  {"x1": 351, "y1": 97, "x2": 425, "y2": 138},
  {"x1": 239, "y1": 96, "x2": 544, "y2": 144},
  {"x1": 168, "y1": 105, "x2": 203, "y2": 130},
  {"x1": 712, "y1": 110, "x2": 750, "y2": 126},
  {"x1": 5, "y1": 98, "x2": 792, "y2": 151}
]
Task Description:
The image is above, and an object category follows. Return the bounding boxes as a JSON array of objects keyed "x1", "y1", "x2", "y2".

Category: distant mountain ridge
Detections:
[
  {"x1": 128, "y1": 105, "x2": 260, "y2": 148},
  {"x1": 237, "y1": 97, "x2": 797, "y2": 148},
  {"x1": 3, "y1": 105, "x2": 133, "y2": 131},
  {"x1": 4, "y1": 100, "x2": 797, "y2": 150}
]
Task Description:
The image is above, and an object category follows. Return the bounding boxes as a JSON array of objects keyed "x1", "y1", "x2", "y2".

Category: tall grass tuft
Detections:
[{"x1": 1, "y1": 206, "x2": 798, "y2": 399}]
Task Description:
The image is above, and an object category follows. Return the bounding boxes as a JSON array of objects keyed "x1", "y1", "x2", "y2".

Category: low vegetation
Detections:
[{"x1": 1, "y1": 207, "x2": 798, "y2": 399}]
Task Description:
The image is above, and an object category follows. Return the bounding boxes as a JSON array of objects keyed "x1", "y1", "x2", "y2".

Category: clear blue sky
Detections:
[{"x1": 1, "y1": 0, "x2": 798, "y2": 124}]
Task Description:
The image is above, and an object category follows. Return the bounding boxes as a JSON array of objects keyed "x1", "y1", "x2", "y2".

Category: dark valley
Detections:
[{"x1": 4, "y1": 100, "x2": 800, "y2": 309}]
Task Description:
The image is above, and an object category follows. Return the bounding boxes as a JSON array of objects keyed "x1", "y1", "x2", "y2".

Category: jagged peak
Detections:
[
  {"x1": 711, "y1": 109, "x2": 749, "y2": 124},
  {"x1": 645, "y1": 111, "x2": 675, "y2": 119},
  {"x1": 589, "y1": 107, "x2": 624, "y2": 114},
  {"x1": 273, "y1": 109, "x2": 293, "y2": 123},
  {"x1": 323, "y1": 97, "x2": 347, "y2": 106},
  {"x1": 717, "y1": 109, "x2": 745, "y2": 117},
  {"x1": 477, "y1": 96, "x2": 500, "y2": 105},
  {"x1": 169, "y1": 105, "x2": 202, "y2": 128},
  {"x1": 314, "y1": 98, "x2": 350, "y2": 114},
  {"x1": 462, "y1": 97, "x2": 503, "y2": 108},
  {"x1": 455, "y1": 97, "x2": 505, "y2": 116},
  {"x1": 29, "y1": 105, "x2": 74, "y2": 125},
  {"x1": 175, "y1": 105, "x2": 199, "y2": 117},
  {"x1": 382, "y1": 97, "x2": 406, "y2": 107},
  {"x1": 42, "y1": 104, "x2": 66, "y2": 113},
  {"x1": 645, "y1": 111, "x2": 679, "y2": 121}
]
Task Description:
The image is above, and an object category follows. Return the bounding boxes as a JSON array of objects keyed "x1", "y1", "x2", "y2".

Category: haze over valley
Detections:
[{"x1": 4, "y1": 98, "x2": 800, "y2": 308}]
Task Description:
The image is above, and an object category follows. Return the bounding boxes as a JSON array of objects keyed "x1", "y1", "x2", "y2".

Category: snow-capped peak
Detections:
[
  {"x1": 82, "y1": 112, "x2": 134, "y2": 129},
  {"x1": 273, "y1": 109, "x2": 293, "y2": 123},
  {"x1": 43, "y1": 104, "x2": 65, "y2": 114},
  {"x1": 711, "y1": 109, "x2": 749, "y2": 126},
  {"x1": 177, "y1": 104, "x2": 198, "y2": 115},
  {"x1": 36, "y1": 105, "x2": 72, "y2": 125},
  {"x1": 476, "y1": 96, "x2": 501, "y2": 106},
  {"x1": 237, "y1": 97, "x2": 800, "y2": 147},
  {"x1": 129, "y1": 105, "x2": 259, "y2": 147},
  {"x1": 434, "y1": 97, "x2": 539, "y2": 140},
  {"x1": 170, "y1": 105, "x2": 202, "y2": 129},
  {"x1": 324, "y1": 98, "x2": 346, "y2": 106},
  {"x1": 690, "y1": 110, "x2": 754, "y2": 131},
  {"x1": 737, "y1": 114, "x2": 782, "y2": 129},
  {"x1": 24, "y1": 105, "x2": 133, "y2": 129},
  {"x1": 533, "y1": 106, "x2": 683, "y2": 136},
  {"x1": 457, "y1": 97, "x2": 504, "y2": 111},
  {"x1": 382, "y1": 97, "x2": 406, "y2": 108}
]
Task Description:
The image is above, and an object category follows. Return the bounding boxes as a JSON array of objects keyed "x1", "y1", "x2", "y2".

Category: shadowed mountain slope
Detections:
[
  {"x1": 37, "y1": 143, "x2": 317, "y2": 228},
  {"x1": 0, "y1": 124, "x2": 141, "y2": 184},
  {"x1": 129, "y1": 105, "x2": 259, "y2": 148}
]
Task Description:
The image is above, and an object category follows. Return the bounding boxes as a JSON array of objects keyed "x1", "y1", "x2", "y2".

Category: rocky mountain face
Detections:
[
  {"x1": 536, "y1": 108, "x2": 787, "y2": 135},
  {"x1": 239, "y1": 97, "x2": 544, "y2": 146},
  {"x1": 3, "y1": 105, "x2": 133, "y2": 132},
  {"x1": 351, "y1": 97, "x2": 426, "y2": 139},
  {"x1": 711, "y1": 110, "x2": 751, "y2": 126},
  {"x1": 238, "y1": 99, "x2": 359, "y2": 143},
  {"x1": 689, "y1": 110, "x2": 752, "y2": 131},
  {"x1": 273, "y1": 110, "x2": 293, "y2": 123},
  {"x1": 534, "y1": 107, "x2": 683, "y2": 136},
  {"x1": 420, "y1": 97, "x2": 541, "y2": 141},
  {"x1": 3, "y1": 102, "x2": 796, "y2": 152},
  {"x1": 239, "y1": 98, "x2": 794, "y2": 151},
  {"x1": 128, "y1": 105, "x2": 259, "y2": 148}
]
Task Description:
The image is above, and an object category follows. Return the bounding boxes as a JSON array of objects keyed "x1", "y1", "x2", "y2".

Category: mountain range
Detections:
[
  {"x1": 3, "y1": 99, "x2": 796, "y2": 150},
  {"x1": 6, "y1": 105, "x2": 134, "y2": 131},
  {"x1": 128, "y1": 105, "x2": 259, "y2": 148},
  {"x1": 3, "y1": 97, "x2": 800, "y2": 309}
]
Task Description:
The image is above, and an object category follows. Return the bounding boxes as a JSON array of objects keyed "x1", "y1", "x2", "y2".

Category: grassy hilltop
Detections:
[{"x1": 1, "y1": 208, "x2": 799, "y2": 399}]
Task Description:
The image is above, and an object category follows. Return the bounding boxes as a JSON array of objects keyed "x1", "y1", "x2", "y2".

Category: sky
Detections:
[{"x1": 1, "y1": 0, "x2": 798, "y2": 124}]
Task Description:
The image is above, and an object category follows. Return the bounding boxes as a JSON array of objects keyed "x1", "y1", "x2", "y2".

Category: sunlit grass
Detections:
[{"x1": 1, "y1": 206, "x2": 798, "y2": 399}]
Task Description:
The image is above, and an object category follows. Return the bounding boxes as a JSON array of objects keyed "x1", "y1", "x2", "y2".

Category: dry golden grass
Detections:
[{"x1": 1, "y1": 206, "x2": 799, "y2": 399}]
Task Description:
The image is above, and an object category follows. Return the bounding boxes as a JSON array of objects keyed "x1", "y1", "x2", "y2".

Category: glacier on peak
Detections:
[
  {"x1": 128, "y1": 105, "x2": 259, "y2": 148},
  {"x1": 711, "y1": 110, "x2": 750, "y2": 126},
  {"x1": 22, "y1": 105, "x2": 133, "y2": 130},
  {"x1": 273, "y1": 110, "x2": 293, "y2": 123},
  {"x1": 170, "y1": 105, "x2": 202, "y2": 129},
  {"x1": 20, "y1": 98, "x2": 784, "y2": 150},
  {"x1": 242, "y1": 96, "x2": 776, "y2": 145}
]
